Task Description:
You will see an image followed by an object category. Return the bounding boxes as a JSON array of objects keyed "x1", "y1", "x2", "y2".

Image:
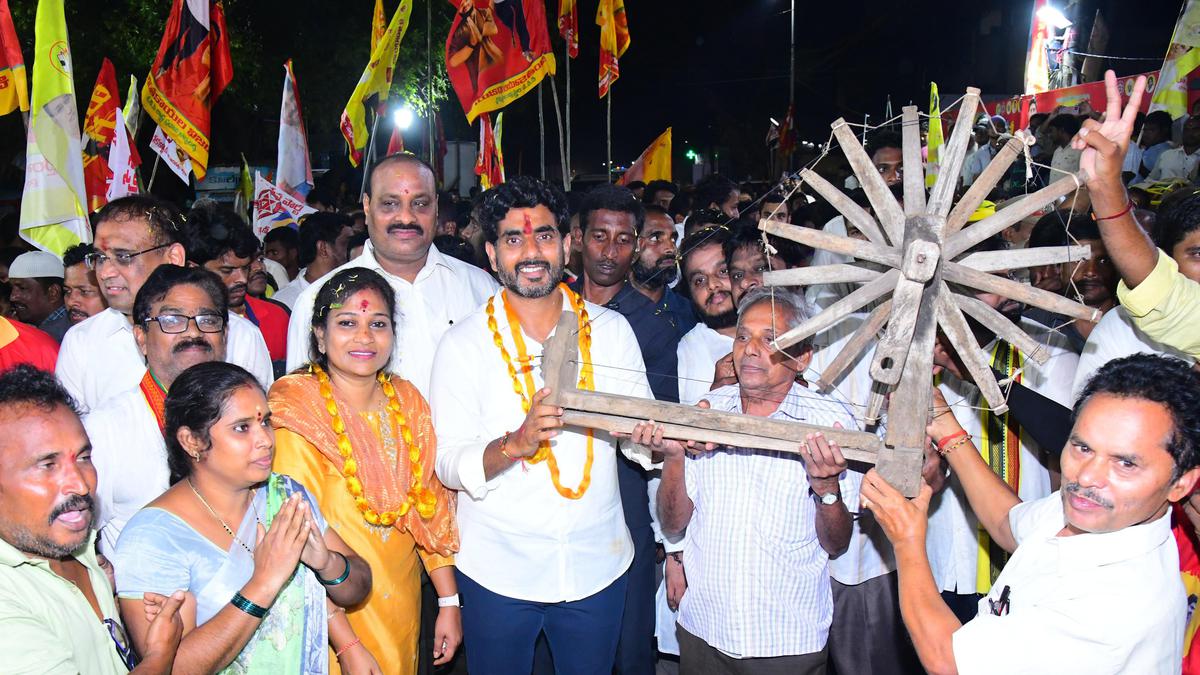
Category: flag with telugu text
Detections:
[
  {"x1": 341, "y1": 0, "x2": 412, "y2": 166},
  {"x1": 445, "y1": 0, "x2": 555, "y2": 123},
  {"x1": 19, "y1": 0, "x2": 89, "y2": 255},
  {"x1": 142, "y1": 0, "x2": 233, "y2": 181},
  {"x1": 81, "y1": 58, "x2": 121, "y2": 213},
  {"x1": 150, "y1": 125, "x2": 192, "y2": 185},
  {"x1": 619, "y1": 127, "x2": 670, "y2": 185},
  {"x1": 596, "y1": 0, "x2": 628, "y2": 98},
  {"x1": 253, "y1": 171, "x2": 316, "y2": 239}
]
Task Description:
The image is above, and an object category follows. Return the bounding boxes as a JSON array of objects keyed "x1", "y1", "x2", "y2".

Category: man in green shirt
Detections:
[{"x1": 0, "y1": 364, "x2": 184, "y2": 673}]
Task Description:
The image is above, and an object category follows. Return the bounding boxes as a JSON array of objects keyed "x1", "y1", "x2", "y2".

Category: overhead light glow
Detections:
[
  {"x1": 393, "y1": 105, "x2": 415, "y2": 130},
  {"x1": 1036, "y1": 5, "x2": 1072, "y2": 29}
]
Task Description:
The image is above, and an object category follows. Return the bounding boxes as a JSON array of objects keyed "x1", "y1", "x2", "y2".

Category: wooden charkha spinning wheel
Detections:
[{"x1": 542, "y1": 88, "x2": 1099, "y2": 496}]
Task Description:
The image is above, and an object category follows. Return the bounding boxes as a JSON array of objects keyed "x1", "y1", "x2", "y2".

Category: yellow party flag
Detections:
[
  {"x1": 19, "y1": 0, "x2": 89, "y2": 255},
  {"x1": 371, "y1": 0, "x2": 387, "y2": 53},
  {"x1": 619, "y1": 127, "x2": 671, "y2": 185},
  {"x1": 1150, "y1": 0, "x2": 1200, "y2": 119},
  {"x1": 926, "y1": 82, "x2": 943, "y2": 189},
  {"x1": 340, "y1": 0, "x2": 412, "y2": 166}
]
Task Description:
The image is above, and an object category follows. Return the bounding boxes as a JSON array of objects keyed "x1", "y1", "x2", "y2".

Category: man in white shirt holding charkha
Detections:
[
  {"x1": 432, "y1": 176, "x2": 654, "y2": 674},
  {"x1": 863, "y1": 354, "x2": 1200, "y2": 675},
  {"x1": 56, "y1": 195, "x2": 273, "y2": 413},
  {"x1": 285, "y1": 154, "x2": 497, "y2": 397},
  {"x1": 652, "y1": 287, "x2": 856, "y2": 673}
]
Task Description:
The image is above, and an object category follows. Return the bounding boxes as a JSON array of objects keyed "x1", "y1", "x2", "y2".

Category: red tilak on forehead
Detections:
[
  {"x1": 522, "y1": 213, "x2": 533, "y2": 235},
  {"x1": 360, "y1": 299, "x2": 370, "y2": 311}
]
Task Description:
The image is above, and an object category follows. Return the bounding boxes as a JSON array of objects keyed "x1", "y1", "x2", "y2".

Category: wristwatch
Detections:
[{"x1": 815, "y1": 490, "x2": 841, "y2": 506}]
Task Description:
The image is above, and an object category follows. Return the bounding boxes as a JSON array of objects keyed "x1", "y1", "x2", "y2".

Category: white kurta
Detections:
[
  {"x1": 57, "y1": 308, "x2": 273, "y2": 413},
  {"x1": 285, "y1": 241, "x2": 498, "y2": 398},
  {"x1": 431, "y1": 288, "x2": 653, "y2": 603},
  {"x1": 675, "y1": 324, "x2": 734, "y2": 406},
  {"x1": 927, "y1": 319, "x2": 1079, "y2": 594},
  {"x1": 84, "y1": 379, "x2": 168, "y2": 556}
]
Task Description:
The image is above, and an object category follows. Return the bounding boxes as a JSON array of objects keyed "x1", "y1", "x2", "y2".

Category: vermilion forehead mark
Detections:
[
  {"x1": 255, "y1": 406, "x2": 265, "y2": 423},
  {"x1": 360, "y1": 299, "x2": 370, "y2": 311},
  {"x1": 522, "y1": 213, "x2": 533, "y2": 235}
]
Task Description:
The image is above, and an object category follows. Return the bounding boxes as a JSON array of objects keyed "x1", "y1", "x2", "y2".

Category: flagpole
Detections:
[
  {"x1": 549, "y1": 76, "x2": 569, "y2": 190},
  {"x1": 359, "y1": 111, "x2": 381, "y2": 199},
  {"x1": 148, "y1": 154, "x2": 161, "y2": 193},
  {"x1": 426, "y1": 0, "x2": 435, "y2": 167},
  {"x1": 538, "y1": 83, "x2": 546, "y2": 180},
  {"x1": 606, "y1": 89, "x2": 612, "y2": 183},
  {"x1": 565, "y1": 43, "x2": 572, "y2": 187}
]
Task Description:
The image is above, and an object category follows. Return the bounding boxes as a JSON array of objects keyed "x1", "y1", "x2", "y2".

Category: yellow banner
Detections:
[
  {"x1": 142, "y1": 74, "x2": 209, "y2": 179},
  {"x1": 341, "y1": 0, "x2": 413, "y2": 166},
  {"x1": 465, "y1": 52, "x2": 556, "y2": 123}
]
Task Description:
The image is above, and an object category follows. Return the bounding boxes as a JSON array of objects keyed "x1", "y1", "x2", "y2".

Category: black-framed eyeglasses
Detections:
[
  {"x1": 145, "y1": 313, "x2": 226, "y2": 334},
  {"x1": 103, "y1": 617, "x2": 139, "y2": 670},
  {"x1": 84, "y1": 243, "x2": 172, "y2": 270}
]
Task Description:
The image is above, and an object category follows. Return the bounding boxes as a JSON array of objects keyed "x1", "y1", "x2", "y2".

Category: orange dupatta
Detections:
[{"x1": 268, "y1": 372, "x2": 459, "y2": 557}]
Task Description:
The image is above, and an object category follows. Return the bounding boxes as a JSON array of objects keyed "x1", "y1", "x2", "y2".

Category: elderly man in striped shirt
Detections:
[{"x1": 644, "y1": 286, "x2": 857, "y2": 674}]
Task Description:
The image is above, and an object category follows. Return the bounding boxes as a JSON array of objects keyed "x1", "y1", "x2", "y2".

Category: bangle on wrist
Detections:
[
  {"x1": 938, "y1": 434, "x2": 973, "y2": 456},
  {"x1": 499, "y1": 431, "x2": 520, "y2": 462},
  {"x1": 318, "y1": 551, "x2": 351, "y2": 586},
  {"x1": 230, "y1": 592, "x2": 269, "y2": 619},
  {"x1": 437, "y1": 593, "x2": 461, "y2": 608},
  {"x1": 335, "y1": 638, "x2": 362, "y2": 659},
  {"x1": 1092, "y1": 198, "x2": 1134, "y2": 222}
]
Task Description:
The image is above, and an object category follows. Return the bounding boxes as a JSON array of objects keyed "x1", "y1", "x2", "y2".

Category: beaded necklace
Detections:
[{"x1": 484, "y1": 283, "x2": 595, "y2": 499}]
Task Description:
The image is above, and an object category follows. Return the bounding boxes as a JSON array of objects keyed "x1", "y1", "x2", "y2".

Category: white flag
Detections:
[
  {"x1": 106, "y1": 108, "x2": 138, "y2": 202},
  {"x1": 150, "y1": 126, "x2": 192, "y2": 185},
  {"x1": 252, "y1": 172, "x2": 316, "y2": 240},
  {"x1": 276, "y1": 60, "x2": 312, "y2": 199}
]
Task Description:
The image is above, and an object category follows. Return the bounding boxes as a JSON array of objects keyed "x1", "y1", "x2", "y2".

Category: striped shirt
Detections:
[{"x1": 678, "y1": 382, "x2": 859, "y2": 658}]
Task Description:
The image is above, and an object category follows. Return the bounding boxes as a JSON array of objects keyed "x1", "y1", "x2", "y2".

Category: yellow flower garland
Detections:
[
  {"x1": 313, "y1": 364, "x2": 437, "y2": 524},
  {"x1": 485, "y1": 283, "x2": 595, "y2": 499}
]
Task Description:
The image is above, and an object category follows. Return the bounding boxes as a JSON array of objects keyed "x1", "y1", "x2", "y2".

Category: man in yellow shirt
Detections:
[
  {"x1": 1075, "y1": 70, "x2": 1200, "y2": 360},
  {"x1": 0, "y1": 365, "x2": 184, "y2": 673}
]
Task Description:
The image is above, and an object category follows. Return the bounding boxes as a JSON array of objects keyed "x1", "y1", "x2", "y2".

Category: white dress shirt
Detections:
[
  {"x1": 1148, "y1": 145, "x2": 1200, "y2": 182},
  {"x1": 270, "y1": 269, "x2": 311, "y2": 310},
  {"x1": 84, "y1": 379, "x2": 167, "y2": 556},
  {"x1": 676, "y1": 324, "x2": 734, "y2": 406},
  {"x1": 1072, "y1": 306, "x2": 1194, "y2": 403},
  {"x1": 678, "y1": 383, "x2": 859, "y2": 658},
  {"x1": 952, "y1": 493, "x2": 1184, "y2": 674},
  {"x1": 431, "y1": 287, "x2": 653, "y2": 603},
  {"x1": 285, "y1": 241, "x2": 497, "y2": 397},
  {"x1": 927, "y1": 319, "x2": 1078, "y2": 594},
  {"x1": 56, "y1": 308, "x2": 273, "y2": 413}
]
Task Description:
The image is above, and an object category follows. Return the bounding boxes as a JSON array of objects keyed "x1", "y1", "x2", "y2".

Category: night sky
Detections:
[{"x1": 497, "y1": 0, "x2": 1187, "y2": 183}]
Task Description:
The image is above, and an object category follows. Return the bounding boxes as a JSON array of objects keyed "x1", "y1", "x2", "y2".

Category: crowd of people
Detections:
[{"x1": 0, "y1": 70, "x2": 1197, "y2": 675}]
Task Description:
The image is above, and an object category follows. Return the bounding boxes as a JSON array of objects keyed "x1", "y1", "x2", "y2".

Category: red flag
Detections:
[
  {"x1": 778, "y1": 104, "x2": 796, "y2": 156},
  {"x1": 82, "y1": 59, "x2": 121, "y2": 212},
  {"x1": 558, "y1": 0, "x2": 578, "y2": 59},
  {"x1": 475, "y1": 113, "x2": 503, "y2": 190},
  {"x1": 0, "y1": 0, "x2": 27, "y2": 116},
  {"x1": 445, "y1": 0, "x2": 556, "y2": 123},
  {"x1": 386, "y1": 121, "x2": 405, "y2": 155},
  {"x1": 141, "y1": 0, "x2": 234, "y2": 181},
  {"x1": 596, "y1": 0, "x2": 628, "y2": 98}
]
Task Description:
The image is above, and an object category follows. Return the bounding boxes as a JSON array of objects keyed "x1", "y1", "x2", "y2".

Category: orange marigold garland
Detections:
[
  {"x1": 485, "y1": 283, "x2": 595, "y2": 499},
  {"x1": 313, "y1": 364, "x2": 437, "y2": 524}
]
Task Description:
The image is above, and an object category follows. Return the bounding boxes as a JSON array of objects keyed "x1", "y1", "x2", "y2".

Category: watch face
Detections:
[{"x1": 820, "y1": 492, "x2": 840, "y2": 506}]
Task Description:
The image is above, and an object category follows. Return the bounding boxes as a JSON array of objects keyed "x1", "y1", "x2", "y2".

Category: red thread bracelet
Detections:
[
  {"x1": 1092, "y1": 199, "x2": 1133, "y2": 222},
  {"x1": 936, "y1": 430, "x2": 969, "y2": 452},
  {"x1": 336, "y1": 638, "x2": 362, "y2": 658}
]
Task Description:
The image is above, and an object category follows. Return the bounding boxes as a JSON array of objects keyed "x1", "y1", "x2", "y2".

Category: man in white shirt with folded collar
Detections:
[
  {"x1": 55, "y1": 195, "x2": 273, "y2": 413},
  {"x1": 432, "y1": 176, "x2": 654, "y2": 675},
  {"x1": 655, "y1": 287, "x2": 856, "y2": 674},
  {"x1": 285, "y1": 153, "x2": 496, "y2": 396},
  {"x1": 863, "y1": 354, "x2": 1200, "y2": 674}
]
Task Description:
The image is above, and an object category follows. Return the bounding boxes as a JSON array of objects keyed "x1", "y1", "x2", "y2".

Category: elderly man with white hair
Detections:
[{"x1": 645, "y1": 286, "x2": 859, "y2": 674}]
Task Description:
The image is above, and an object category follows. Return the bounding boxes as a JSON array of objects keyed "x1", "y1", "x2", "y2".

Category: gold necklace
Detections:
[
  {"x1": 484, "y1": 283, "x2": 596, "y2": 499},
  {"x1": 312, "y1": 365, "x2": 436, "y2": 525},
  {"x1": 187, "y1": 479, "x2": 257, "y2": 554}
]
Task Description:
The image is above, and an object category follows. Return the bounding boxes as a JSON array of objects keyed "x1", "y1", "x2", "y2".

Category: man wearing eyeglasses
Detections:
[
  {"x1": 0, "y1": 364, "x2": 186, "y2": 673},
  {"x1": 55, "y1": 195, "x2": 273, "y2": 413},
  {"x1": 83, "y1": 265, "x2": 230, "y2": 556}
]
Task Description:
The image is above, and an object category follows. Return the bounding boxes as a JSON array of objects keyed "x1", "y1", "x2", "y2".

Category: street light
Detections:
[
  {"x1": 1036, "y1": 4, "x2": 1072, "y2": 29},
  {"x1": 393, "y1": 105, "x2": 415, "y2": 130}
]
